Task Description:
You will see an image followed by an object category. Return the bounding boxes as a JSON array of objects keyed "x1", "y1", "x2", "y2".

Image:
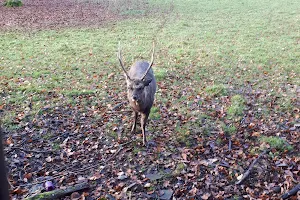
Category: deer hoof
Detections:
[{"x1": 142, "y1": 140, "x2": 147, "y2": 147}]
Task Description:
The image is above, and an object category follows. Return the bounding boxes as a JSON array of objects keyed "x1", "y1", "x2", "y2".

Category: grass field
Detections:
[
  {"x1": 1, "y1": 0, "x2": 299, "y2": 110},
  {"x1": 0, "y1": 0, "x2": 299, "y2": 199}
]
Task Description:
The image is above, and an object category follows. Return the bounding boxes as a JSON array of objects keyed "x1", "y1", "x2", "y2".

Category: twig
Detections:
[
  {"x1": 219, "y1": 161, "x2": 230, "y2": 168},
  {"x1": 122, "y1": 182, "x2": 137, "y2": 193},
  {"x1": 10, "y1": 147, "x2": 53, "y2": 154},
  {"x1": 228, "y1": 139, "x2": 232, "y2": 151},
  {"x1": 106, "y1": 110, "x2": 132, "y2": 114},
  {"x1": 235, "y1": 149, "x2": 269, "y2": 185},
  {"x1": 111, "y1": 102, "x2": 126, "y2": 111},
  {"x1": 105, "y1": 140, "x2": 132, "y2": 162},
  {"x1": 281, "y1": 184, "x2": 300, "y2": 199}
]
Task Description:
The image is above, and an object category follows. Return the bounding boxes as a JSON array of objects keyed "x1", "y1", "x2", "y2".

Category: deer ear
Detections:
[{"x1": 143, "y1": 78, "x2": 152, "y2": 86}]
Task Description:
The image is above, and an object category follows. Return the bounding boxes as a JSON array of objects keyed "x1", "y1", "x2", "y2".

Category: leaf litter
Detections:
[
  {"x1": 0, "y1": 1, "x2": 299, "y2": 199},
  {"x1": 3, "y1": 69, "x2": 299, "y2": 199}
]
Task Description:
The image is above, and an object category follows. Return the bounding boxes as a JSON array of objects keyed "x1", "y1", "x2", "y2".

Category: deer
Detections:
[{"x1": 117, "y1": 42, "x2": 157, "y2": 146}]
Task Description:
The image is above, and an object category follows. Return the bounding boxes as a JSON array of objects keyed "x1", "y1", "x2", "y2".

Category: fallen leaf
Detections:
[
  {"x1": 144, "y1": 183, "x2": 151, "y2": 188},
  {"x1": 45, "y1": 156, "x2": 52, "y2": 162},
  {"x1": 201, "y1": 192, "x2": 211, "y2": 200}
]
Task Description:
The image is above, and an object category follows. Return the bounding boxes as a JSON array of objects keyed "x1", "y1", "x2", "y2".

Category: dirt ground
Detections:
[{"x1": 0, "y1": 0, "x2": 148, "y2": 30}]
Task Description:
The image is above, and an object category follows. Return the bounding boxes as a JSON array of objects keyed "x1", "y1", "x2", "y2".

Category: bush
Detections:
[{"x1": 4, "y1": 0, "x2": 22, "y2": 7}]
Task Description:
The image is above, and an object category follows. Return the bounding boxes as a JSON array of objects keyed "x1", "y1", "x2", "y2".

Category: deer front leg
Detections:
[
  {"x1": 141, "y1": 112, "x2": 149, "y2": 146},
  {"x1": 131, "y1": 111, "x2": 138, "y2": 134}
]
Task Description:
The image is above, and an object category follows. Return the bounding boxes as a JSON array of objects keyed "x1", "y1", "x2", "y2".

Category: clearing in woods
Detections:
[{"x1": 0, "y1": 0, "x2": 299, "y2": 199}]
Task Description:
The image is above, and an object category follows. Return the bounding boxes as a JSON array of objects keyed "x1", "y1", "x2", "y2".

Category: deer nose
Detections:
[{"x1": 132, "y1": 95, "x2": 138, "y2": 101}]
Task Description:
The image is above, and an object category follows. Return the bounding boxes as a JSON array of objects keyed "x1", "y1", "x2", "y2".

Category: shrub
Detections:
[{"x1": 4, "y1": 0, "x2": 22, "y2": 7}]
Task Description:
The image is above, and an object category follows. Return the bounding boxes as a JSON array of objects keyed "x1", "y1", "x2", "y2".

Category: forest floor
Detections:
[{"x1": 0, "y1": 0, "x2": 299, "y2": 199}]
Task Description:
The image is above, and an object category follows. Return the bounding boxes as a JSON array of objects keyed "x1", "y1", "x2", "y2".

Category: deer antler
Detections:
[
  {"x1": 140, "y1": 42, "x2": 155, "y2": 81},
  {"x1": 117, "y1": 41, "x2": 131, "y2": 80}
]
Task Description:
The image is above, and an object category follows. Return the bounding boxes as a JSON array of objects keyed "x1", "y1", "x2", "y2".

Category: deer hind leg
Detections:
[
  {"x1": 141, "y1": 111, "x2": 150, "y2": 146},
  {"x1": 131, "y1": 111, "x2": 138, "y2": 134}
]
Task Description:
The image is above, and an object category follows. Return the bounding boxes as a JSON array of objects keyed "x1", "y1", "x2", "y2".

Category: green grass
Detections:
[
  {"x1": 0, "y1": 0, "x2": 299, "y2": 132},
  {"x1": 260, "y1": 136, "x2": 293, "y2": 152},
  {"x1": 175, "y1": 124, "x2": 192, "y2": 146},
  {"x1": 155, "y1": 68, "x2": 167, "y2": 81},
  {"x1": 205, "y1": 84, "x2": 228, "y2": 97},
  {"x1": 222, "y1": 123, "x2": 237, "y2": 135},
  {"x1": 227, "y1": 95, "x2": 246, "y2": 119},
  {"x1": 149, "y1": 106, "x2": 161, "y2": 120}
]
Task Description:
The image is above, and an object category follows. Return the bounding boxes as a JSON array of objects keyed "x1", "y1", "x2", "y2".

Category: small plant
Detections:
[
  {"x1": 227, "y1": 95, "x2": 245, "y2": 119},
  {"x1": 52, "y1": 143, "x2": 60, "y2": 150},
  {"x1": 4, "y1": 0, "x2": 22, "y2": 7},
  {"x1": 155, "y1": 68, "x2": 167, "y2": 81},
  {"x1": 222, "y1": 123, "x2": 237, "y2": 135},
  {"x1": 260, "y1": 136, "x2": 293, "y2": 152},
  {"x1": 149, "y1": 106, "x2": 161, "y2": 120},
  {"x1": 175, "y1": 124, "x2": 192, "y2": 146},
  {"x1": 173, "y1": 163, "x2": 185, "y2": 175},
  {"x1": 276, "y1": 97, "x2": 294, "y2": 112},
  {"x1": 132, "y1": 146, "x2": 141, "y2": 155},
  {"x1": 205, "y1": 84, "x2": 228, "y2": 97}
]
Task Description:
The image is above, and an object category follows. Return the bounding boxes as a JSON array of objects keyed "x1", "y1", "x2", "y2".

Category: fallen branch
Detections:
[
  {"x1": 281, "y1": 184, "x2": 300, "y2": 199},
  {"x1": 106, "y1": 110, "x2": 132, "y2": 114},
  {"x1": 24, "y1": 182, "x2": 89, "y2": 200},
  {"x1": 235, "y1": 149, "x2": 269, "y2": 185},
  {"x1": 228, "y1": 139, "x2": 232, "y2": 151},
  {"x1": 111, "y1": 102, "x2": 126, "y2": 111}
]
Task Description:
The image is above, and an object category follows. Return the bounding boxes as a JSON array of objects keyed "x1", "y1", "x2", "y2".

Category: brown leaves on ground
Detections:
[
  {"x1": 0, "y1": 0, "x2": 153, "y2": 31},
  {"x1": 1, "y1": 1, "x2": 299, "y2": 199},
  {"x1": 3, "y1": 71, "x2": 299, "y2": 199}
]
